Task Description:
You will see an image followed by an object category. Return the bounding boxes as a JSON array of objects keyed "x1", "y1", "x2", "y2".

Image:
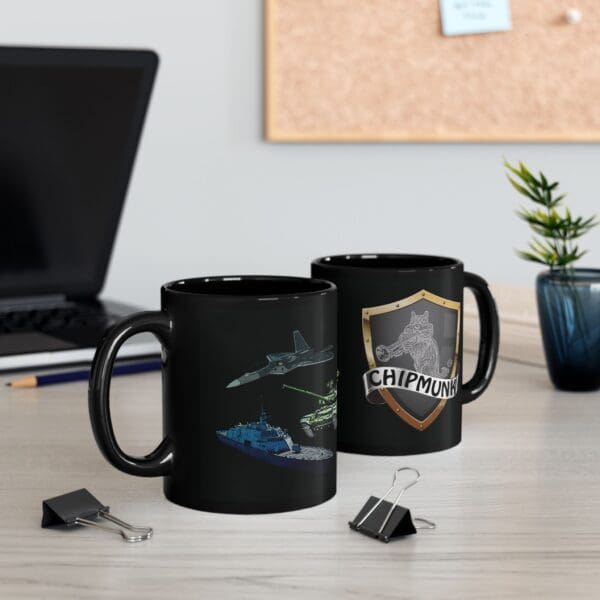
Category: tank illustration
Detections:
[
  {"x1": 282, "y1": 378, "x2": 338, "y2": 438},
  {"x1": 216, "y1": 408, "x2": 333, "y2": 470}
]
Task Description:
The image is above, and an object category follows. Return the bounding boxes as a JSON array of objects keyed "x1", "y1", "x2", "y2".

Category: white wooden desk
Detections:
[{"x1": 1, "y1": 357, "x2": 599, "y2": 599}]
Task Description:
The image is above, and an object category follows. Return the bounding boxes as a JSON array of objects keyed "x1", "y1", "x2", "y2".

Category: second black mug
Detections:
[{"x1": 312, "y1": 254, "x2": 500, "y2": 455}]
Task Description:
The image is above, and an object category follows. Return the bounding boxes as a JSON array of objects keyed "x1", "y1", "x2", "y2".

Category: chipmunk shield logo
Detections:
[{"x1": 362, "y1": 290, "x2": 461, "y2": 431}]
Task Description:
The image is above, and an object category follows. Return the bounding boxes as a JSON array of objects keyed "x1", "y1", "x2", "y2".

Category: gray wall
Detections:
[{"x1": 3, "y1": 0, "x2": 599, "y2": 308}]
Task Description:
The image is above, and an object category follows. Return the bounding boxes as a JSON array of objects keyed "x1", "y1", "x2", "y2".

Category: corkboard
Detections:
[{"x1": 265, "y1": 0, "x2": 600, "y2": 142}]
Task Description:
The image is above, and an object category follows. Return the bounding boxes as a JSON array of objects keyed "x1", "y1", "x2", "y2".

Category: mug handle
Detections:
[
  {"x1": 88, "y1": 311, "x2": 173, "y2": 476},
  {"x1": 462, "y1": 272, "x2": 500, "y2": 404}
]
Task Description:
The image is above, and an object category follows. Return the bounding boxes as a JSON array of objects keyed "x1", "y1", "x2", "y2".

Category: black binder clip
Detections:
[
  {"x1": 42, "y1": 488, "x2": 153, "y2": 543},
  {"x1": 349, "y1": 467, "x2": 435, "y2": 543}
]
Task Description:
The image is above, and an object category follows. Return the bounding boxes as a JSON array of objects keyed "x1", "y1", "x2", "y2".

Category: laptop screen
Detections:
[{"x1": 0, "y1": 48, "x2": 157, "y2": 299}]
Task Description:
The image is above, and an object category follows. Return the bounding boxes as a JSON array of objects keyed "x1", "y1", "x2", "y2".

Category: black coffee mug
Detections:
[
  {"x1": 312, "y1": 254, "x2": 499, "y2": 455},
  {"x1": 89, "y1": 276, "x2": 337, "y2": 514}
]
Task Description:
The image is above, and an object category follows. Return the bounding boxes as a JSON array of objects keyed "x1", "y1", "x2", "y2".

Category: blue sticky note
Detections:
[{"x1": 439, "y1": 0, "x2": 512, "y2": 36}]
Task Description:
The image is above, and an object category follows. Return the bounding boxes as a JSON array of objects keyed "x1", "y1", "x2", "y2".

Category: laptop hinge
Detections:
[{"x1": 0, "y1": 294, "x2": 70, "y2": 310}]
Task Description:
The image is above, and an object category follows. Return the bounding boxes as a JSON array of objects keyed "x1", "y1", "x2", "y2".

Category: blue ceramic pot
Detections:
[{"x1": 536, "y1": 269, "x2": 600, "y2": 391}]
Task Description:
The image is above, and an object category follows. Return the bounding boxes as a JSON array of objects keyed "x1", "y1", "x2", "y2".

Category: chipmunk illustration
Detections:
[{"x1": 375, "y1": 310, "x2": 450, "y2": 378}]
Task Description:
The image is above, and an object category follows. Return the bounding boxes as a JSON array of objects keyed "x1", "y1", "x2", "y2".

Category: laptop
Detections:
[{"x1": 0, "y1": 47, "x2": 160, "y2": 372}]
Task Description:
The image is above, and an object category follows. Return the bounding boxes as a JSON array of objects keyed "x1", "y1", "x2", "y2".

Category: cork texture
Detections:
[{"x1": 265, "y1": 0, "x2": 600, "y2": 141}]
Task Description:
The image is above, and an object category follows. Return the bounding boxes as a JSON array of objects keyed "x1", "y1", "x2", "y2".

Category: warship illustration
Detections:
[
  {"x1": 216, "y1": 408, "x2": 333, "y2": 470},
  {"x1": 226, "y1": 330, "x2": 334, "y2": 388},
  {"x1": 282, "y1": 378, "x2": 338, "y2": 438}
]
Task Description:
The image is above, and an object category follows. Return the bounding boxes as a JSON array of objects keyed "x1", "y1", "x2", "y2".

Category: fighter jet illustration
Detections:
[{"x1": 226, "y1": 330, "x2": 334, "y2": 388}]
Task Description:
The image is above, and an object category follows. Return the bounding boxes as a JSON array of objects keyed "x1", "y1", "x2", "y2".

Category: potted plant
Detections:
[{"x1": 505, "y1": 160, "x2": 599, "y2": 391}]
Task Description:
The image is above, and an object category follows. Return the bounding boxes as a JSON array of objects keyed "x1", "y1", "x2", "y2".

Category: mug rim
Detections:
[
  {"x1": 162, "y1": 275, "x2": 336, "y2": 299},
  {"x1": 312, "y1": 253, "x2": 463, "y2": 272}
]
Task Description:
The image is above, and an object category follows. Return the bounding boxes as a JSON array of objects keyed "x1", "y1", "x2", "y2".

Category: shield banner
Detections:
[{"x1": 362, "y1": 289, "x2": 461, "y2": 431}]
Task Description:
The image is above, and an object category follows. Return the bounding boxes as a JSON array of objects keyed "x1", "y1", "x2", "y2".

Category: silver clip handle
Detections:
[
  {"x1": 414, "y1": 517, "x2": 436, "y2": 530},
  {"x1": 74, "y1": 510, "x2": 153, "y2": 542}
]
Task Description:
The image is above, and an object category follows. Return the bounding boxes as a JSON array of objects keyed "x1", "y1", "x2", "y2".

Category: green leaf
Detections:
[
  {"x1": 518, "y1": 162, "x2": 541, "y2": 187},
  {"x1": 516, "y1": 250, "x2": 549, "y2": 265},
  {"x1": 580, "y1": 215, "x2": 599, "y2": 228},
  {"x1": 507, "y1": 176, "x2": 542, "y2": 203},
  {"x1": 505, "y1": 160, "x2": 538, "y2": 188}
]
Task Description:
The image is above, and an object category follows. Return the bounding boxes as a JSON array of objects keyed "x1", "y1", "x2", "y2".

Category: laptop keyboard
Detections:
[{"x1": 0, "y1": 305, "x2": 117, "y2": 334}]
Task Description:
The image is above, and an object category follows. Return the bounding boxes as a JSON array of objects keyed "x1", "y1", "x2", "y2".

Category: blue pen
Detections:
[{"x1": 6, "y1": 359, "x2": 162, "y2": 388}]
